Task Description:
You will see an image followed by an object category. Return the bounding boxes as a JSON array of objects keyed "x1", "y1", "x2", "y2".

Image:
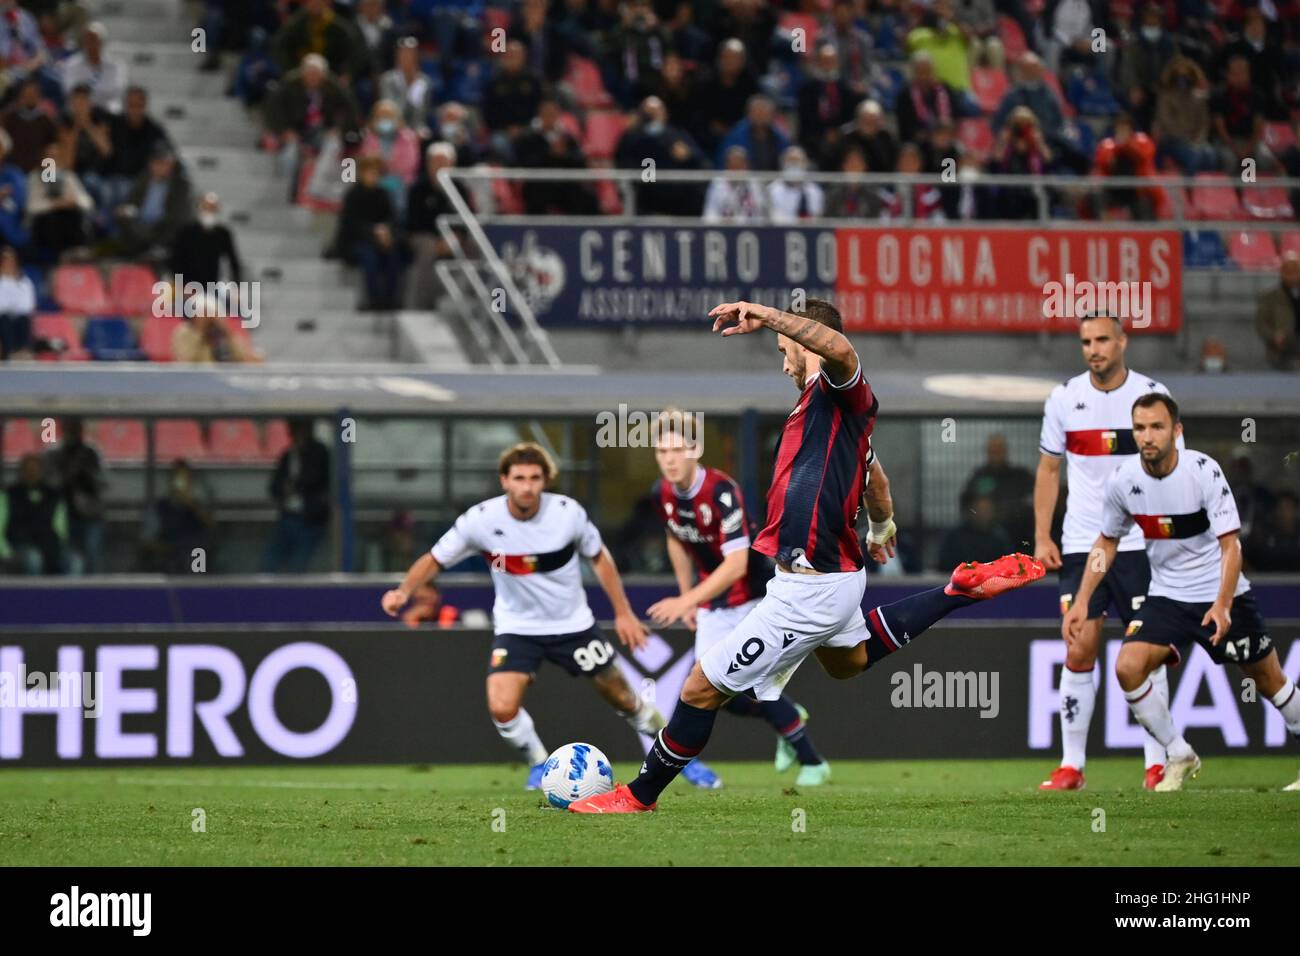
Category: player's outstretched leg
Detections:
[
  {"x1": 725, "y1": 695, "x2": 830, "y2": 784},
  {"x1": 1115, "y1": 644, "x2": 1200, "y2": 791}
]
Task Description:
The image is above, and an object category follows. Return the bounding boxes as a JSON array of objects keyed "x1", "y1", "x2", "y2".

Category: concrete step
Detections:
[
  {"x1": 174, "y1": 145, "x2": 277, "y2": 179},
  {"x1": 97, "y1": 15, "x2": 195, "y2": 44},
  {"x1": 254, "y1": 257, "x2": 358, "y2": 287},
  {"x1": 101, "y1": 0, "x2": 191, "y2": 21},
  {"x1": 115, "y1": 42, "x2": 213, "y2": 73},
  {"x1": 123, "y1": 64, "x2": 228, "y2": 99},
  {"x1": 187, "y1": 169, "x2": 292, "y2": 205},
  {"x1": 238, "y1": 230, "x2": 327, "y2": 261},
  {"x1": 153, "y1": 95, "x2": 249, "y2": 128}
]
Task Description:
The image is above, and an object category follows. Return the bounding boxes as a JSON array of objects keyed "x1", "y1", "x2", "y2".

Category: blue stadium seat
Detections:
[
  {"x1": 1066, "y1": 69, "x2": 1120, "y2": 117},
  {"x1": 24, "y1": 264, "x2": 57, "y2": 312},
  {"x1": 446, "y1": 60, "x2": 486, "y2": 105},
  {"x1": 82, "y1": 316, "x2": 145, "y2": 361},
  {"x1": 873, "y1": 66, "x2": 907, "y2": 111},
  {"x1": 1183, "y1": 231, "x2": 1231, "y2": 269}
]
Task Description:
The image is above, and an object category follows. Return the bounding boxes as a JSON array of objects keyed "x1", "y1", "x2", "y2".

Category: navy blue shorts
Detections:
[
  {"x1": 488, "y1": 623, "x2": 616, "y2": 678},
  {"x1": 1123, "y1": 591, "x2": 1275, "y2": 666},
  {"x1": 1059, "y1": 549, "x2": 1151, "y2": 624}
]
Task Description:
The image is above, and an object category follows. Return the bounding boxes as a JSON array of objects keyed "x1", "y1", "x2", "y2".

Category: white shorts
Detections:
[
  {"x1": 699, "y1": 568, "x2": 868, "y2": 701},
  {"x1": 694, "y1": 599, "x2": 761, "y2": 659}
]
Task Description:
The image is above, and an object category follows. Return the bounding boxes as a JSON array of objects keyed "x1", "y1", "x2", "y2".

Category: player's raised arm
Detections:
[
  {"x1": 862, "y1": 454, "x2": 897, "y2": 564},
  {"x1": 382, "y1": 552, "x2": 443, "y2": 616},
  {"x1": 589, "y1": 545, "x2": 649, "y2": 651},
  {"x1": 709, "y1": 300, "x2": 858, "y2": 384}
]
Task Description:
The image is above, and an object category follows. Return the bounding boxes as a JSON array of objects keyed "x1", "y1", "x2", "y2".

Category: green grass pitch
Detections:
[{"x1": 1, "y1": 758, "x2": 1297, "y2": 866}]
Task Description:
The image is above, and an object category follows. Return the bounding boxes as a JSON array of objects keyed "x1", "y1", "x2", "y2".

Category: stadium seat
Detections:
[
  {"x1": 93, "y1": 419, "x2": 147, "y2": 461},
  {"x1": 1182, "y1": 231, "x2": 1230, "y2": 268},
  {"x1": 490, "y1": 174, "x2": 525, "y2": 214},
  {"x1": 777, "y1": 12, "x2": 818, "y2": 50},
  {"x1": 557, "y1": 110, "x2": 583, "y2": 142},
  {"x1": 208, "y1": 419, "x2": 264, "y2": 461},
  {"x1": 1227, "y1": 231, "x2": 1281, "y2": 270},
  {"x1": 583, "y1": 111, "x2": 627, "y2": 161},
  {"x1": 564, "y1": 56, "x2": 613, "y2": 109},
  {"x1": 139, "y1": 317, "x2": 181, "y2": 361},
  {"x1": 263, "y1": 419, "x2": 291, "y2": 459},
  {"x1": 154, "y1": 419, "x2": 206, "y2": 460},
  {"x1": 482, "y1": 7, "x2": 510, "y2": 35},
  {"x1": 1241, "y1": 179, "x2": 1295, "y2": 220},
  {"x1": 108, "y1": 264, "x2": 158, "y2": 315},
  {"x1": 957, "y1": 117, "x2": 995, "y2": 161},
  {"x1": 998, "y1": 16, "x2": 1029, "y2": 59},
  {"x1": 2, "y1": 418, "x2": 39, "y2": 459},
  {"x1": 82, "y1": 316, "x2": 144, "y2": 361},
  {"x1": 1191, "y1": 174, "x2": 1246, "y2": 220},
  {"x1": 1066, "y1": 69, "x2": 1120, "y2": 116},
  {"x1": 874, "y1": 66, "x2": 907, "y2": 111},
  {"x1": 1263, "y1": 122, "x2": 1297, "y2": 153},
  {"x1": 1280, "y1": 232, "x2": 1300, "y2": 258},
  {"x1": 31, "y1": 313, "x2": 90, "y2": 360},
  {"x1": 969, "y1": 67, "x2": 1008, "y2": 114},
  {"x1": 24, "y1": 265, "x2": 57, "y2": 311},
  {"x1": 52, "y1": 264, "x2": 110, "y2": 314},
  {"x1": 446, "y1": 59, "x2": 486, "y2": 105},
  {"x1": 595, "y1": 177, "x2": 624, "y2": 214}
]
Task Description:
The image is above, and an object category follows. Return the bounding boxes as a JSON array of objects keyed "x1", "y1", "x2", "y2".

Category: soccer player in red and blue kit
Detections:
[
  {"x1": 569, "y1": 297, "x2": 1046, "y2": 813},
  {"x1": 644, "y1": 411, "x2": 830, "y2": 788}
]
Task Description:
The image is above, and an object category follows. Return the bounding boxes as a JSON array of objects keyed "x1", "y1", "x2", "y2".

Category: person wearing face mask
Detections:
[
  {"x1": 170, "y1": 192, "x2": 243, "y2": 291},
  {"x1": 767, "y1": 146, "x2": 825, "y2": 224},
  {"x1": 1116, "y1": 4, "x2": 1177, "y2": 132},
  {"x1": 359, "y1": 98, "x2": 420, "y2": 208},
  {"x1": 1153, "y1": 56, "x2": 1215, "y2": 174},
  {"x1": 613, "y1": 95, "x2": 708, "y2": 216},
  {"x1": 0, "y1": 78, "x2": 59, "y2": 173}
]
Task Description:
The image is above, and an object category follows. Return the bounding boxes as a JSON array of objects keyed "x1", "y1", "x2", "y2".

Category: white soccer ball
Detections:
[{"x1": 541, "y1": 742, "x2": 614, "y2": 809}]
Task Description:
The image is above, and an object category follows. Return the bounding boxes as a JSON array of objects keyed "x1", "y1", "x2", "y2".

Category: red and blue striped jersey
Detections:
[
  {"x1": 755, "y1": 363, "x2": 878, "y2": 573},
  {"x1": 655, "y1": 465, "x2": 769, "y2": 609}
]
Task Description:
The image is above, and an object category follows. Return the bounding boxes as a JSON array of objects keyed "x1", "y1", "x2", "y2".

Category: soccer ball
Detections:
[{"x1": 540, "y1": 742, "x2": 614, "y2": 809}]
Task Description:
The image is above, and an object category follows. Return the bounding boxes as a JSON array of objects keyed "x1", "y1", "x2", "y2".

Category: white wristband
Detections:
[{"x1": 868, "y1": 516, "x2": 896, "y2": 544}]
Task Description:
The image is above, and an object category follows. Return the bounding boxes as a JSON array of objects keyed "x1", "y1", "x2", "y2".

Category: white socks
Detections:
[
  {"x1": 1142, "y1": 665, "x2": 1170, "y2": 769},
  {"x1": 623, "y1": 694, "x2": 666, "y2": 737},
  {"x1": 1125, "y1": 678, "x2": 1194, "y2": 762},
  {"x1": 1272, "y1": 679, "x2": 1300, "y2": 735},
  {"x1": 1059, "y1": 667, "x2": 1096, "y2": 770},
  {"x1": 493, "y1": 708, "x2": 548, "y2": 765}
]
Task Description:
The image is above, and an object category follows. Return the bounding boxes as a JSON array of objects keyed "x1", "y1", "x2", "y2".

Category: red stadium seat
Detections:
[
  {"x1": 263, "y1": 419, "x2": 291, "y2": 459},
  {"x1": 2, "y1": 418, "x2": 39, "y2": 459},
  {"x1": 52, "y1": 264, "x2": 110, "y2": 314},
  {"x1": 1280, "y1": 232, "x2": 1300, "y2": 258},
  {"x1": 32, "y1": 313, "x2": 90, "y2": 360},
  {"x1": 595, "y1": 177, "x2": 624, "y2": 214},
  {"x1": 93, "y1": 419, "x2": 147, "y2": 461},
  {"x1": 998, "y1": 16, "x2": 1029, "y2": 59},
  {"x1": 139, "y1": 317, "x2": 181, "y2": 361},
  {"x1": 558, "y1": 111, "x2": 583, "y2": 142},
  {"x1": 1263, "y1": 122, "x2": 1297, "y2": 153},
  {"x1": 564, "y1": 56, "x2": 613, "y2": 109},
  {"x1": 490, "y1": 175, "x2": 524, "y2": 214},
  {"x1": 1227, "y1": 231, "x2": 1281, "y2": 270},
  {"x1": 108, "y1": 264, "x2": 158, "y2": 315},
  {"x1": 1241, "y1": 180, "x2": 1295, "y2": 220},
  {"x1": 778, "y1": 12, "x2": 818, "y2": 51},
  {"x1": 958, "y1": 117, "x2": 995, "y2": 161},
  {"x1": 208, "y1": 419, "x2": 264, "y2": 462},
  {"x1": 1191, "y1": 174, "x2": 1246, "y2": 220},
  {"x1": 155, "y1": 420, "x2": 206, "y2": 460},
  {"x1": 583, "y1": 111, "x2": 628, "y2": 161},
  {"x1": 970, "y1": 66, "x2": 1008, "y2": 114}
]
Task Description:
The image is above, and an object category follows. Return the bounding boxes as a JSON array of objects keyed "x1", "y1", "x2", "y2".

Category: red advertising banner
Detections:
[{"x1": 833, "y1": 228, "x2": 1182, "y2": 333}]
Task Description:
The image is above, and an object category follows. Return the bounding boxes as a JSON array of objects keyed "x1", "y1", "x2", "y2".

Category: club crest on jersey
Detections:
[
  {"x1": 1060, "y1": 594, "x2": 1073, "y2": 615},
  {"x1": 1125, "y1": 620, "x2": 1143, "y2": 637},
  {"x1": 1157, "y1": 516, "x2": 1175, "y2": 538},
  {"x1": 491, "y1": 648, "x2": 509, "y2": 667},
  {"x1": 1101, "y1": 430, "x2": 1118, "y2": 453}
]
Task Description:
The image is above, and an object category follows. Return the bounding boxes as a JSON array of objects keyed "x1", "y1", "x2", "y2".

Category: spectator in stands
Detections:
[
  {"x1": 990, "y1": 105, "x2": 1051, "y2": 219},
  {"x1": 1217, "y1": 9, "x2": 1288, "y2": 122},
  {"x1": 992, "y1": 53, "x2": 1064, "y2": 146},
  {"x1": 716, "y1": 0, "x2": 778, "y2": 77},
  {"x1": 2, "y1": 452, "x2": 67, "y2": 574},
  {"x1": 839, "y1": 98, "x2": 898, "y2": 175},
  {"x1": 613, "y1": 95, "x2": 706, "y2": 216},
  {"x1": 140, "y1": 459, "x2": 214, "y2": 574},
  {"x1": 380, "y1": 37, "x2": 435, "y2": 138},
  {"x1": 1092, "y1": 113, "x2": 1161, "y2": 220},
  {"x1": 430, "y1": 101, "x2": 481, "y2": 169},
  {"x1": 959, "y1": 433, "x2": 1034, "y2": 548},
  {"x1": 26, "y1": 140, "x2": 93, "y2": 261},
  {"x1": 405, "y1": 142, "x2": 464, "y2": 309},
  {"x1": 896, "y1": 50, "x2": 967, "y2": 149},
  {"x1": 272, "y1": 0, "x2": 364, "y2": 83},
  {"x1": 61, "y1": 83, "x2": 112, "y2": 222},
  {"x1": 517, "y1": 95, "x2": 600, "y2": 215},
  {"x1": 105, "y1": 87, "x2": 169, "y2": 219},
  {"x1": 1117, "y1": 3, "x2": 1179, "y2": 132},
  {"x1": 0, "y1": 244, "x2": 34, "y2": 358},
  {"x1": 481, "y1": 40, "x2": 543, "y2": 164},
  {"x1": 337, "y1": 155, "x2": 403, "y2": 311},
  {"x1": 822, "y1": 0, "x2": 878, "y2": 97},
  {"x1": 905, "y1": 0, "x2": 973, "y2": 93},
  {"x1": 939, "y1": 494, "x2": 1013, "y2": 571},
  {"x1": 882, "y1": 142, "x2": 945, "y2": 220},
  {"x1": 261, "y1": 417, "x2": 331, "y2": 574},
  {"x1": 824, "y1": 146, "x2": 884, "y2": 218},
  {"x1": 116, "y1": 143, "x2": 193, "y2": 260},
  {"x1": 664, "y1": 1, "x2": 712, "y2": 65},
  {"x1": 171, "y1": 192, "x2": 243, "y2": 288},
  {"x1": 231, "y1": 25, "x2": 280, "y2": 107},
  {"x1": 59, "y1": 22, "x2": 126, "y2": 114},
  {"x1": 768, "y1": 146, "x2": 825, "y2": 223},
  {"x1": 797, "y1": 44, "x2": 856, "y2": 170},
  {"x1": 171, "y1": 303, "x2": 260, "y2": 363},
  {"x1": 950, "y1": 0, "x2": 999, "y2": 65},
  {"x1": 510, "y1": 0, "x2": 572, "y2": 83},
  {"x1": 2, "y1": 78, "x2": 59, "y2": 173},
  {"x1": 1228, "y1": 454, "x2": 1275, "y2": 540},
  {"x1": 264, "y1": 53, "x2": 361, "y2": 186},
  {"x1": 702, "y1": 145, "x2": 768, "y2": 222},
  {"x1": 1211, "y1": 55, "x2": 1270, "y2": 173},
  {"x1": 0, "y1": 132, "x2": 29, "y2": 249},
  {"x1": 717, "y1": 94, "x2": 789, "y2": 171},
  {"x1": 45, "y1": 417, "x2": 105, "y2": 575},
  {"x1": 1039, "y1": 0, "x2": 1107, "y2": 74},
  {"x1": 0, "y1": 0, "x2": 61, "y2": 106},
  {"x1": 1153, "y1": 56, "x2": 1216, "y2": 174},
  {"x1": 552, "y1": 0, "x2": 609, "y2": 60},
  {"x1": 646, "y1": 52, "x2": 699, "y2": 146},
  {"x1": 1255, "y1": 251, "x2": 1300, "y2": 370},
  {"x1": 1244, "y1": 491, "x2": 1300, "y2": 572},
  {"x1": 359, "y1": 98, "x2": 421, "y2": 207},
  {"x1": 1278, "y1": 115, "x2": 1300, "y2": 221},
  {"x1": 692, "y1": 38, "x2": 759, "y2": 159},
  {"x1": 924, "y1": 119, "x2": 965, "y2": 218},
  {"x1": 354, "y1": 0, "x2": 397, "y2": 78}
]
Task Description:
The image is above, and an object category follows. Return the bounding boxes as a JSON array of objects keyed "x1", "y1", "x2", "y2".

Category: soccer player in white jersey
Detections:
[
  {"x1": 381, "y1": 442, "x2": 718, "y2": 790},
  {"x1": 1066, "y1": 393, "x2": 1300, "y2": 792},
  {"x1": 1035, "y1": 314, "x2": 1179, "y2": 792}
]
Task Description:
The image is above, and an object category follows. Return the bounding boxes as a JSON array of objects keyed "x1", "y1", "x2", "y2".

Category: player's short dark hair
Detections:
[
  {"x1": 1132, "y1": 392, "x2": 1179, "y2": 423},
  {"x1": 1080, "y1": 312, "x2": 1125, "y2": 334},
  {"x1": 654, "y1": 406, "x2": 699, "y2": 444},
  {"x1": 498, "y1": 441, "x2": 557, "y2": 482},
  {"x1": 795, "y1": 297, "x2": 843, "y2": 334}
]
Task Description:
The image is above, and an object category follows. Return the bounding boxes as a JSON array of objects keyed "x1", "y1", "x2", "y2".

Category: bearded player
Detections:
[
  {"x1": 1065, "y1": 393, "x2": 1300, "y2": 792},
  {"x1": 381, "y1": 442, "x2": 720, "y2": 789},
  {"x1": 645, "y1": 409, "x2": 831, "y2": 788},
  {"x1": 569, "y1": 298, "x2": 1045, "y2": 814}
]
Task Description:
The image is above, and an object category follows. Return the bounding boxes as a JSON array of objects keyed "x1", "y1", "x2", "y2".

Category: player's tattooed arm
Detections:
[
  {"x1": 382, "y1": 553, "x2": 442, "y2": 616},
  {"x1": 709, "y1": 300, "x2": 858, "y2": 383}
]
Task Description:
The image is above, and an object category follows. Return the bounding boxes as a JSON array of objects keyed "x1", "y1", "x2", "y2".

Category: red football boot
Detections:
[
  {"x1": 1144, "y1": 764, "x2": 1165, "y2": 791},
  {"x1": 946, "y1": 552, "x2": 1046, "y2": 599},
  {"x1": 568, "y1": 784, "x2": 656, "y2": 813},
  {"x1": 1039, "y1": 766, "x2": 1086, "y2": 791}
]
